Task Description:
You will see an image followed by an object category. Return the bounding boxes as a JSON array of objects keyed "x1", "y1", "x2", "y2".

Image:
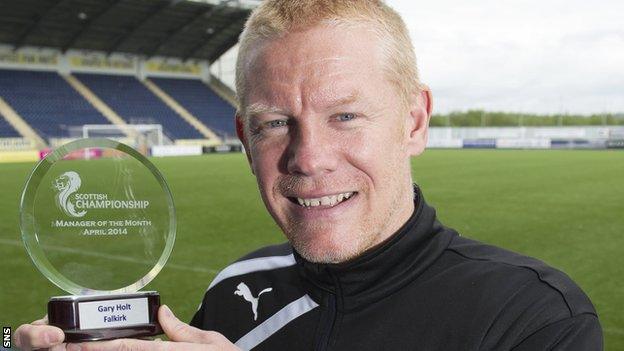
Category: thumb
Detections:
[{"x1": 159, "y1": 305, "x2": 227, "y2": 344}]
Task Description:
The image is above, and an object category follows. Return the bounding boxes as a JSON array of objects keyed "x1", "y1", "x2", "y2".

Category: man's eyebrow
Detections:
[
  {"x1": 244, "y1": 92, "x2": 361, "y2": 118},
  {"x1": 323, "y1": 92, "x2": 360, "y2": 109},
  {"x1": 245, "y1": 103, "x2": 289, "y2": 117}
]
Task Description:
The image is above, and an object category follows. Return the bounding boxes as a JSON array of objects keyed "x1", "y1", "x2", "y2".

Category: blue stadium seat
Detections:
[
  {"x1": 75, "y1": 73, "x2": 203, "y2": 139},
  {"x1": 150, "y1": 77, "x2": 236, "y2": 138},
  {"x1": 0, "y1": 116, "x2": 20, "y2": 137},
  {"x1": 0, "y1": 69, "x2": 109, "y2": 139}
]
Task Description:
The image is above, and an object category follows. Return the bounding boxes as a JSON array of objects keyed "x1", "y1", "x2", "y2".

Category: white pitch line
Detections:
[{"x1": 0, "y1": 238, "x2": 218, "y2": 274}]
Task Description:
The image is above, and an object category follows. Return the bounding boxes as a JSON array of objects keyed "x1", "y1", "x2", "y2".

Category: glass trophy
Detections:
[{"x1": 19, "y1": 138, "x2": 176, "y2": 342}]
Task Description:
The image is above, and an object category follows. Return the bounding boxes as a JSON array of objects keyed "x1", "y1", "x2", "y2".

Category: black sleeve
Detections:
[
  {"x1": 190, "y1": 291, "x2": 218, "y2": 331},
  {"x1": 189, "y1": 299, "x2": 207, "y2": 329},
  {"x1": 511, "y1": 313, "x2": 603, "y2": 351}
]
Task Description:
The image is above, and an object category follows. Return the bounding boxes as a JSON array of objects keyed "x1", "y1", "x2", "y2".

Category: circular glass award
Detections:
[{"x1": 20, "y1": 138, "x2": 175, "y2": 341}]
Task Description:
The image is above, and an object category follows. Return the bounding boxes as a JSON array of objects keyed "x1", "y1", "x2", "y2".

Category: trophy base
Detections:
[{"x1": 48, "y1": 291, "x2": 163, "y2": 342}]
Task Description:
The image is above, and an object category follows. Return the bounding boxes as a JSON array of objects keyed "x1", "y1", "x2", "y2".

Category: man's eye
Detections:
[
  {"x1": 266, "y1": 120, "x2": 288, "y2": 128},
  {"x1": 336, "y1": 113, "x2": 356, "y2": 122}
]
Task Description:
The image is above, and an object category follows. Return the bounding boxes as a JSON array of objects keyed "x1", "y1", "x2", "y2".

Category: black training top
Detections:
[{"x1": 191, "y1": 187, "x2": 602, "y2": 350}]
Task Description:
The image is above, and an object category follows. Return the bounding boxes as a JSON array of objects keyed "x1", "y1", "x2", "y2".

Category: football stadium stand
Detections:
[
  {"x1": 150, "y1": 77, "x2": 236, "y2": 137},
  {"x1": 0, "y1": 0, "x2": 255, "y2": 159},
  {"x1": 0, "y1": 113, "x2": 20, "y2": 137},
  {"x1": 74, "y1": 73, "x2": 203, "y2": 140},
  {"x1": 0, "y1": 69, "x2": 110, "y2": 138}
]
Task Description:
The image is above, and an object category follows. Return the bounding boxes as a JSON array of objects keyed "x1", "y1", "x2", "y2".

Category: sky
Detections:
[
  {"x1": 213, "y1": 0, "x2": 624, "y2": 115},
  {"x1": 386, "y1": 0, "x2": 624, "y2": 114}
]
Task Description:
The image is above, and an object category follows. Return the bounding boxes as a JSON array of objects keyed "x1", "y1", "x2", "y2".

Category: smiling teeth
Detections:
[{"x1": 296, "y1": 192, "x2": 354, "y2": 208}]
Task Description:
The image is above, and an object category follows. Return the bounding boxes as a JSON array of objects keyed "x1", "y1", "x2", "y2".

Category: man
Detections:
[{"x1": 16, "y1": 0, "x2": 602, "y2": 350}]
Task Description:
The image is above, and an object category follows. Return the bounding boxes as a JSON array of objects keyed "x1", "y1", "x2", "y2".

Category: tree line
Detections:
[{"x1": 430, "y1": 110, "x2": 624, "y2": 127}]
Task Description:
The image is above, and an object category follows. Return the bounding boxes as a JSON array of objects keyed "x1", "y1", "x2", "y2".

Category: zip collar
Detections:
[{"x1": 294, "y1": 185, "x2": 455, "y2": 312}]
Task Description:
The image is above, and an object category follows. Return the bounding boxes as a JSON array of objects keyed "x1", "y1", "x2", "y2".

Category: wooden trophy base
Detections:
[{"x1": 48, "y1": 291, "x2": 163, "y2": 342}]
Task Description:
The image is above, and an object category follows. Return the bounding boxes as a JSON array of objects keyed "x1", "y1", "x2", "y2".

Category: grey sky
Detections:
[
  {"x1": 213, "y1": 1, "x2": 623, "y2": 115},
  {"x1": 387, "y1": 0, "x2": 624, "y2": 114}
]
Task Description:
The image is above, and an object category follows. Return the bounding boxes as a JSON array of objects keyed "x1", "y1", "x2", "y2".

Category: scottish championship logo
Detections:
[
  {"x1": 53, "y1": 171, "x2": 87, "y2": 218},
  {"x1": 53, "y1": 171, "x2": 150, "y2": 218}
]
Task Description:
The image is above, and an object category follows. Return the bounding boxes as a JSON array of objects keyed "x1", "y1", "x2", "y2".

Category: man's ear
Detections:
[
  {"x1": 405, "y1": 87, "x2": 433, "y2": 156},
  {"x1": 235, "y1": 114, "x2": 254, "y2": 173}
]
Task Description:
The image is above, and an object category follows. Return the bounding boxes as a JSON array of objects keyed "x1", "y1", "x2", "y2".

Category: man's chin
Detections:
[{"x1": 289, "y1": 232, "x2": 366, "y2": 264}]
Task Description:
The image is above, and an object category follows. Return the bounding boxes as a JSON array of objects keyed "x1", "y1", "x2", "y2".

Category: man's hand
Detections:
[
  {"x1": 67, "y1": 305, "x2": 239, "y2": 351},
  {"x1": 15, "y1": 315, "x2": 66, "y2": 350},
  {"x1": 15, "y1": 305, "x2": 240, "y2": 351}
]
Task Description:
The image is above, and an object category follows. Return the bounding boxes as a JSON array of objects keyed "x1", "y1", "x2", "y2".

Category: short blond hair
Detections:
[{"x1": 235, "y1": 0, "x2": 422, "y2": 115}]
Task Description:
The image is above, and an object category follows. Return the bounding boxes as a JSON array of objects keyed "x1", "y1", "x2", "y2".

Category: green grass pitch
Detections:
[{"x1": 0, "y1": 150, "x2": 622, "y2": 348}]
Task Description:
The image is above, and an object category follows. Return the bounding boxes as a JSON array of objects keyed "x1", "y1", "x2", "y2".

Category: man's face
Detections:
[{"x1": 241, "y1": 24, "x2": 427, "y2": 263}]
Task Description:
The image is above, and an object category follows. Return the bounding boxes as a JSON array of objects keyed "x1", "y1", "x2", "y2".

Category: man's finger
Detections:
[
  {"x1": 31, "y1": 315, "x2": 49, "y2": 325},
  {"x1": 158, "y1": 305, "x2": 227, "y2": 344},
  {"x1": 67, "y1": 339, "x2": 221, "y2": 351},
  {"x1": 50, "y1": 344, "x2": 69, "y2": 351},
  {"x1": 15, "y1": 323, "x2": 65, "y2": 350}
]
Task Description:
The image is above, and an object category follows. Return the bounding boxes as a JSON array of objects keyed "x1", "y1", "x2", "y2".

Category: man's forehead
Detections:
[
  {"x1": 252, "y1": 53, "x2": 366, "y2": 84},
  {"x1": 248, "y1": 23, "x2": 381, "y2": 77},
  {"x1": 242, "y1": 23, "x2": 387, "y2": 116}
]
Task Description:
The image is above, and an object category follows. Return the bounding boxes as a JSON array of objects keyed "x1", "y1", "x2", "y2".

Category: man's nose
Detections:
[{"x1": 286, "y1": 123, "x2": 337, "y2": 176}]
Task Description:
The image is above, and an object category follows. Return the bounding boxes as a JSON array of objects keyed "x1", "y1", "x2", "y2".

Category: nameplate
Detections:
[{"x1": 78, "y1": 297, "x2": 149, "y2": 330}]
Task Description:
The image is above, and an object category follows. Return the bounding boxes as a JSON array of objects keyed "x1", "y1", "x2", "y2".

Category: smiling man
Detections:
[
  {"x1": 16, "y1": 1, "x2": 602, "y2": 350},
  {"x1": 238, "y1": 22, "x2": 425, "y2": 265}
]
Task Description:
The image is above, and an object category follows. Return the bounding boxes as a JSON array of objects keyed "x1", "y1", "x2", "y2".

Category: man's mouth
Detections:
[{"x1": 288, "y1": 192, "x2": 357, "y2": 208}]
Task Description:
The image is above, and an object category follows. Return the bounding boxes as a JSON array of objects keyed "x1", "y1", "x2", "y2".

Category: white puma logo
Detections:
[{"x1": 234, "y1": 282, "x2": 273, "y2": 321}]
